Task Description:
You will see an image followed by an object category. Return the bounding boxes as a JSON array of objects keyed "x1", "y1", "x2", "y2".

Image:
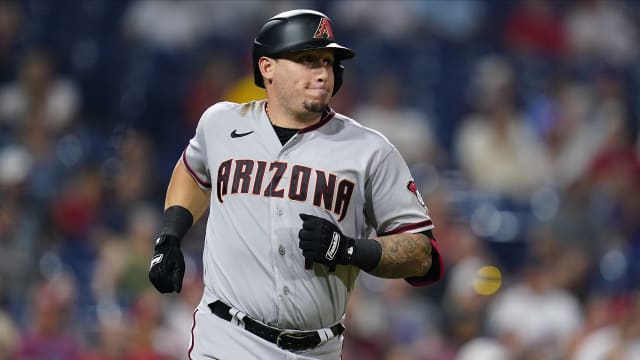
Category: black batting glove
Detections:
[
  {"x1": 298, "y1": 214, "x2": 382, "y2": 271},
  {"x1": 149, "y1": 234, "x2": 185, "y2": 293}
]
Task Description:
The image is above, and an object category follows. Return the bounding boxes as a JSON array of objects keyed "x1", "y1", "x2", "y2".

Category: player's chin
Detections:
[{"x1": 303, "y1": 100, "x2": 329, "y2": 113}]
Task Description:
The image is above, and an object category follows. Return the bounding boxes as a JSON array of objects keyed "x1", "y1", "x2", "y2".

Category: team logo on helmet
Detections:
[
  {"x1": 314, "y1": 17, "x2": 334, "y2": 39},
  {"x1": 407, "y1": 180, "x2": 426, "y2": 208}
]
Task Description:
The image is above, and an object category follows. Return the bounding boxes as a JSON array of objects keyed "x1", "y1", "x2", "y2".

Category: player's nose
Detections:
[
  {"x1": 311, "y1": 69, "x2": 332, "y2": 93},
  {"x1": 312, "y1": 65, "x2": 331, "y2": 82}
]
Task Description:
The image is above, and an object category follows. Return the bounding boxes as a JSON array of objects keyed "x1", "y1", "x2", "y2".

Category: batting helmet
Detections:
[{"x1": 252, "y1": 9, "x2": 355, "y2": 95}]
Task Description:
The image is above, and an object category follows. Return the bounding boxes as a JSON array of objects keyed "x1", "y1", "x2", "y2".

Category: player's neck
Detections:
[{"x1": 265, "y1": 101, "x2": 323, "y2": 129}]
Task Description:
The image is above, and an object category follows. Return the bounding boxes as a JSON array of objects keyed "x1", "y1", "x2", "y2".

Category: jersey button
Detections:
[
  {"x1": 278, "y1": 245, "x2": 286, "y2": 255},
  {"x1": 277, "y1": 208, "x2": 284, "y2": 216},
  {"x1": 283, "y1": 286, "x2": 290, "y2": 295},
  {"x1": 284, "y1": 153, "x2": 290, "y2": 159}
]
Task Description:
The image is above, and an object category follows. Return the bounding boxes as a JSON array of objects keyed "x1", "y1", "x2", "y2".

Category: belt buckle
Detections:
[{"x1": 276, "y1": 331, "x2": 316, "y2": 351}]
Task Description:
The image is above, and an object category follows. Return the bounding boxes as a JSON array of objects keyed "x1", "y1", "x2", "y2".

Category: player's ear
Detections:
[{"x1": 258, "y1": 56, "x2": 275, "y2": 85}]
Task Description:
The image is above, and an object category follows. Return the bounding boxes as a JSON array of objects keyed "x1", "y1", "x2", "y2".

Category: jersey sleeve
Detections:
[
  {"x1": 181, "y1": 107, "x2": 213, "y2": 190},
  {"x1": 365, "y1": 147, "x2": 443, "y2": 286}
]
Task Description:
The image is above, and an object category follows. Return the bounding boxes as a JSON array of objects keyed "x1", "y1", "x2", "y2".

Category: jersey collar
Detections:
[
  {"x1": 298, "y1": 107, "x2": 335, "y2": 134},
  {"x1": 263, "y1": 101, "x2": 336, "y2": 134}
]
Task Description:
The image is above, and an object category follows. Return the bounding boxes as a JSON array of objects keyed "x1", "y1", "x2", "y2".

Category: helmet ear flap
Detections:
[
  {"x1": 333, "y1": 62, "x2": 344, "y2": 96},
  {"x1": 253, "y1": 44, "x2": 266, "y2": 88}
]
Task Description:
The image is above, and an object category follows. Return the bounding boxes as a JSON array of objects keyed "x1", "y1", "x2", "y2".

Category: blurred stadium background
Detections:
[{"x1": 0, "y1": 0, "x2": 639, "y2": 359}]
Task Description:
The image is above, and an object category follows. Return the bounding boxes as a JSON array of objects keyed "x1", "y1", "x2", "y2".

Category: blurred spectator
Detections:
[
  {"x1": 565, "y1": 0, "x2": 638, "y2": 65},
  {"x1": 567, "y1": 293, "x2": 618, "y2": 356},
  {"x1": 17, "y1": 110, "x2": 63, "y2": 203},
  {"x1": 15, "y1": 273, "x2": 81, "y2": 359},
  {"x1": 343, "y1": 286, "x2": 391, "y2": 359},
  {"x1": 125, "y1": 289, "x2": 167, "y2": 359},
  {"x1": 352, "y1": 71, "x2": 441, "y2": 167},
  {"x1": 123, "y1": 0, "x2": 311, "y2": 52},
  {"x1": 90, "y1": 204, "x2": 159, "y2": 313},
  {"x1": 456, "y1": 337, "x2": 509, "y2": 360},
  {"x1": 585, "y1": 99, "x2": 640, "y2": 293},
  {"x1": 486, "y1": 257, "x2": 583, "y2": 358},
  {"x1": 153, "y1": 260, "x2": 203, "y2": 359},
  {"x1": 503, "y1": 0, "x2": 567, "y2": 58},
  {"x1": 0, "y1": 144, "x2": 40, "y2": 319},
  {"x1": 111, "y1": 130, "x2": 156, "y2": 205},
  {"x1": 528, "y1": 225, "x2": 593, "y2": 297},
  {"x1": 344, "y1": 277, "x2": 444, "y2": 360},
  {"x1": 412, "y1": 0, "x2": 486, "y2": 42},
  {"x1": 122, "y1": 0, "x2": 215, "y2": 52},
  {"x1": 0, "y1": 145, "x2": 33, "y2": 190},
  {"x1": 527, "y1": 77, "x2": 609, "y2": 187},
  {"x1": 183, "y1": 52, "x2": 238, "y2": 130},
  {"x1": 330, "y1": 1, "x2": 418, "y2": 40},
  {"x1": 0, "y1": 49, "x2": 80, "y2": 134},
  {"x1": 0, "y1": 189, "x2": 35, "y2": 316},
  {"x1": 92, "y1": 231, "x2": 129, "y2": 309},
  {"x1": 381, "y1": 280, "x2": 443, "y2": 358},
  {"x1": 193, "y1": 1, "x2": 317, "y2": 36},
  {"x1": 571, "y1": 294, "x2": 640, "y2": 360},
  {"x1": 0, "y1": 309, "x2": 18, "y2": 358},
  {"x1": 51, "y1": 166, "x2": 103, "y2": 241},
  {"x1": 114, "y1": 205, "x2": 159, "y2": 307},
  {"x1": 442, "y1": 227, "x2": 495, "y2": 315},
  {"x1": 0, "y1": 1, "x2": 22, "y2": 84},
  {"x1": 101, "y1": 130, "x2": 158, "y2": 233},
  {"x1": 440, "y1": 225, "x2": 499, "y2": 357},
  {"x1": 455, "y1": 55, "x2": 552, "y2": 198},
  {"x1": 587, "y1": 97, "x2": 640, "y2": 237},
  {"x1": 76, "y1": 316, "x2": 128, "y2": 360}
]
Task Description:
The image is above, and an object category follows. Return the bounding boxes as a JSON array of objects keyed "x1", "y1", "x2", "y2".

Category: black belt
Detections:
[{"x1": 208, "y1": 300, "x2": 345, "y2": 352}]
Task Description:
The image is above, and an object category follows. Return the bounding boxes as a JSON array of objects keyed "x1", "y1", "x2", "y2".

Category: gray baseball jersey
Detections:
[{"x1": 182, "y1": 100, "x2": 439, "y2": 331}]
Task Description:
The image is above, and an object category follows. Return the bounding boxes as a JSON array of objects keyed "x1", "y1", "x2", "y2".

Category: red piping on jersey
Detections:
[
  {"x1": 188, "y1": 308, "x2": 198, "y2": 359},
  {"x1": 182, "y1": 150, "x2": 212, "y2": 188},
  {"x1": 298, "y1": 108, "x2": 336, "y2": 133},
  {"x1": 377, "y1": 219, "x2": 433, "y2": 236}
]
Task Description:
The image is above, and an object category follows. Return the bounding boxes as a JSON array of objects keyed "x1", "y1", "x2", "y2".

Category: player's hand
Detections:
[
  {"x1": 298, "y1": 214, "x2": 355, "y2": 267},
  {"x1": 149, "y1": 234, "x2": 185, "y2": 293}
]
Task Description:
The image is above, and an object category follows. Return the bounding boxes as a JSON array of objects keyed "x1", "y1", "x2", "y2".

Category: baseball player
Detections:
[{"x1": 149, "y1": 9, "x2": 443, "y2": 360}]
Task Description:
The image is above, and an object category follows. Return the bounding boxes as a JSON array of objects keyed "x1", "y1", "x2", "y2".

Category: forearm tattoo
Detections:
[{"x1": 369, "y1": 233, "x2": 432, "y2": 278}]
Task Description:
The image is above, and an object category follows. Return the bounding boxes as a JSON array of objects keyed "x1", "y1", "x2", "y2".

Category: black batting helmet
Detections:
[{"x1": 252, "y1": 9, "x2": 355, "y2": 95}]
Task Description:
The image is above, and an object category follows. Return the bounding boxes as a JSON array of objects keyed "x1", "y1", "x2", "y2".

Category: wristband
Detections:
[
  {"x1": 160, "y1": 205, "x2": 194, "y2": 240},
  {"x1": 351, "y1": 238, "x2": 382, "y2": 272}
]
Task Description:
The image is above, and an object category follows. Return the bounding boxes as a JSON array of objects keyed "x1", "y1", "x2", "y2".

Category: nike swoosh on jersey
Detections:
[{"x1": 230, "y1": 130, "x2": 254, "y2": 138}]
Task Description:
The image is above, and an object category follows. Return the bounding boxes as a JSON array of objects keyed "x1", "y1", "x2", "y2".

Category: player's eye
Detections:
[
  {"x1": 298, "y1": 55, "x2": 315, "y2": 67},
  {"x1": 293, "y1": 55, "x2": 333, "y2": 68}
]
